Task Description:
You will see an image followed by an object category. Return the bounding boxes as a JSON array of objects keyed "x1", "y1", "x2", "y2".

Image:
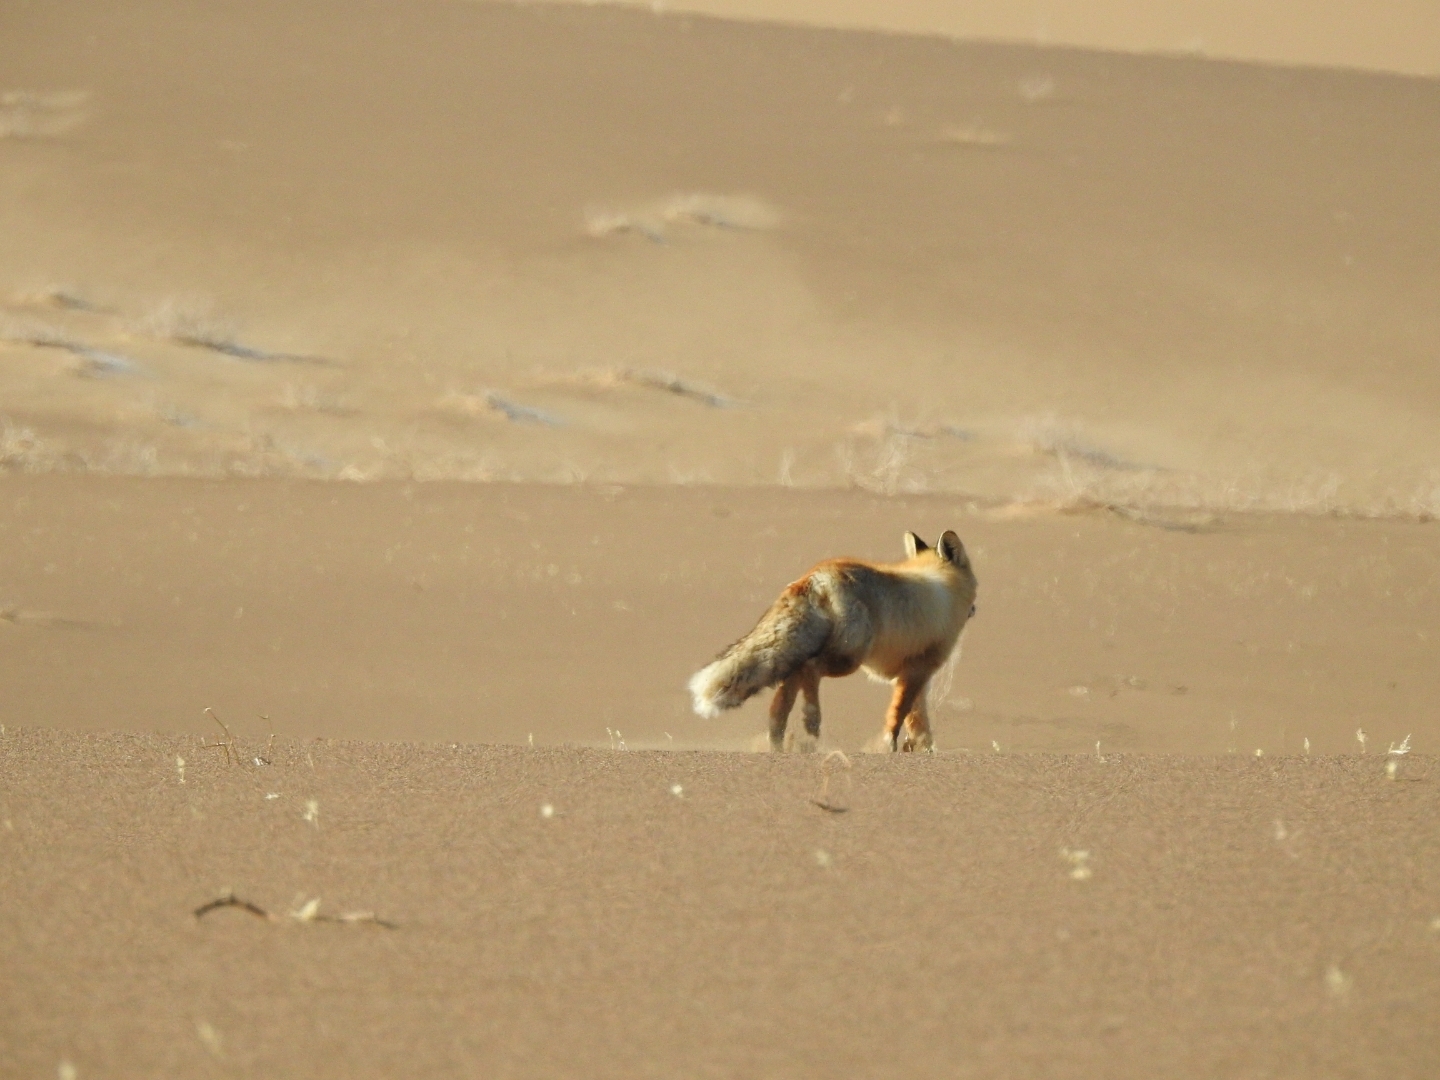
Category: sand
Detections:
[
  {"x1": 3, "y1": 0, "x2": 1439, "y2": 517},
  {"x1": 4, "y1": 478, "x2": 1437, "y2": 1077},
  {"x1": 2, "y1": 0, "x2": 1438, "y2": 1074},
  {"x1": 3, "y1": 731, "x2": 1438, "y2": 1078}
]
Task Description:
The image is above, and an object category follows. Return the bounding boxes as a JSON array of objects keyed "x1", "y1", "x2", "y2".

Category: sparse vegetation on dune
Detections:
[{"x1": 584, "y1": 192, "x2": 782, "y2": 241}]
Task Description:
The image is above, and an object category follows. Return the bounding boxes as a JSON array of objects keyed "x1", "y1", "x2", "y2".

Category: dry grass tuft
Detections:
[
  {"x1": 438, "y1": 391, "x2": 564, "y2": 427},
  {"x1": 0, "y1": 316, "x2": 144, "y2": 378},
  {"x1": 584, "y1": 192, "x2": 781, "y2": 241},
  {"x1": 1020, "y1": 415, "x2": 1148, "y2": 473},
  {"x1": 202, "y1": 708, "x2": 240, "y2": 766},
  {"x1": 542, "y1": 366, "x2": 739, "y2": 409},
  {"x1": 617, "y1": 368, "x2": 739, "y2": 408},
  {"x1": 143, "y1": 298, "x2": 330, "y2": 365}
]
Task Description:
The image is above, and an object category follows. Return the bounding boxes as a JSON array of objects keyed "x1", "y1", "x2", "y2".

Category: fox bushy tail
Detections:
[{"x1": 689, "y1": 582, "x2": 832, "y2": 718}]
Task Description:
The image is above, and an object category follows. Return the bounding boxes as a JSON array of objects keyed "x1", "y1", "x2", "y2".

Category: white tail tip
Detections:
[{"x1": 688, "y1": 662, "x2": 726, "y2": 718}]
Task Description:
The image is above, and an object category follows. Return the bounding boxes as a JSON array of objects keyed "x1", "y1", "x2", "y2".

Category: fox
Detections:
[{"x1": 689, "y1": 530, "x2": 977, "y2": 752}]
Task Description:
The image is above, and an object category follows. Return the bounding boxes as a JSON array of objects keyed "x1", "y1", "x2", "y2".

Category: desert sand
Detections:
[
  {"x1": 2, "y1": 0, "x2": 1438, "y2": 1075},
  {"x1": 3, "y1": 732, "x2": 1438, "y2": 1078}
]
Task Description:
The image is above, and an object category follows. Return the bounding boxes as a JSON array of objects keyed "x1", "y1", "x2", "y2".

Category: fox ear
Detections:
[
  {"x1": 904, "y1": 531, "x2": 929, "y2": 558},
  {"x1": 937, "y1": 530, "x2": 968, "y2": 568}
]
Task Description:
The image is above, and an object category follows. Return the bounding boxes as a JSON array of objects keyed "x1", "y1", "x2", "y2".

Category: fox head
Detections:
[
  {"x1": 903, "y1": 529, "x2": 969, "y2": 570},
  {"x1": 905, "y1": 530, "x2": 977, "y2": 617}
]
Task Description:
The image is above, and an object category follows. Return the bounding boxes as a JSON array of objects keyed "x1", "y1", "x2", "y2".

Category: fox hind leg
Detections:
[
  {"x1": 799, "y1": 665, "x2": 823, "y2": 740},
  {"x1": 768, "y1": 673, "x2": 801, "y2": 752}
]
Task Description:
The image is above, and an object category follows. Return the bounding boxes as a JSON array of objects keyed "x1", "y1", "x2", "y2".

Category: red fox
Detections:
[{"x1": 689, "y1": 531, "x2": 977, "y2": 751}]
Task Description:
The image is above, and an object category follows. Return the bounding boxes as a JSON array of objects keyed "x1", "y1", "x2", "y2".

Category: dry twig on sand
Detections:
[
  {"x1": 194, "y1": 894, "x2": 273, "y2": 921},
  {"x1": 193, "y1": 892, "x2": 398, "y2": 929}
]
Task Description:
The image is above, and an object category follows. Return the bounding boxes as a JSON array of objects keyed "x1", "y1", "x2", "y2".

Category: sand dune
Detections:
[{"x1": 3, "y1": 0, "x2": 1438, "y2": 515}]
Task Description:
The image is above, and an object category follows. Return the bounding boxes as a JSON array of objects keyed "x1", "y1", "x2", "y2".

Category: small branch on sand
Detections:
[
  {"x1": 194, "y1": 894, "x2": 273, "y2": 921},
  {"x1": 193, "y1": 892, "x2": 398, "y2": 929}
]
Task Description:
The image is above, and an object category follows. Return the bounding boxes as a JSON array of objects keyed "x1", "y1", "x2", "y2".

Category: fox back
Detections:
[{"x1": 812, "y1": 530, "x2": 977, "y2": 680}]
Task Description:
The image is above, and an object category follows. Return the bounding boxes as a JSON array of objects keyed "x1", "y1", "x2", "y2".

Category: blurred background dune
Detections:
[
  {"x1": 1, "y1": 0, "x2": 1437, "y2": 751},
  {"x1": 2, "y1": 0, "x2": 1438, "y2": 518},
  {"x1": 536, "y1": 0, "x2": 1440, "y2": 76}
]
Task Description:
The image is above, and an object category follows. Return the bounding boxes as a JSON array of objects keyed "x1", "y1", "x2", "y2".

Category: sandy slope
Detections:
[
  {"x1": 2, "y1": 0, "x2": 1438, "y2": 516},
  {"x1": 3, "y1": 731, "x2": 1438, "y2": 1078}
]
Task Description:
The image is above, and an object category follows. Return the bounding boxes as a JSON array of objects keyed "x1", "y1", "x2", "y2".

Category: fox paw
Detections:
[
  {"x1": 785, "y1": 730, "x2": 820, "y2": 754},
  {"x1": 898, "y1": 730, "x2": 933, "y2": 754}
]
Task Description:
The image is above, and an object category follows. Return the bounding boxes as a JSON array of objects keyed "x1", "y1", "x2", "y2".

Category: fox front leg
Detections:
[
  {"x1": 900, "y1": 678, "x2": 934, "y2": 753},
  {"x1": 883, "y1": 675, "x2": 927, "y2": 752}
]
